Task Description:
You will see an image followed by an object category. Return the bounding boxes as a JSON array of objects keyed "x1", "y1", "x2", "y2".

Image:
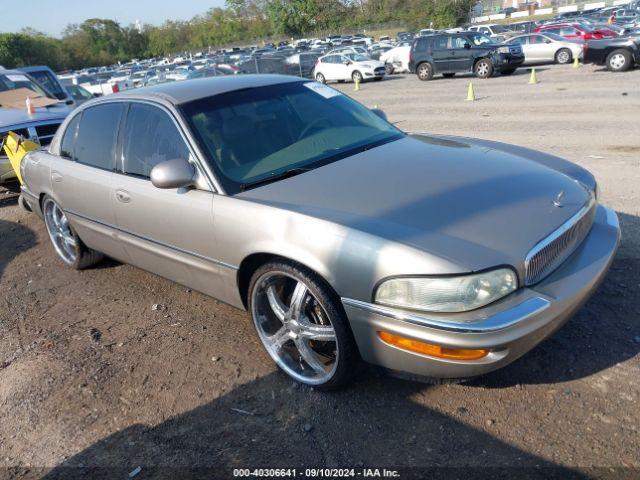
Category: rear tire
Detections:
[
  {"x1": 555, "y1": 48, "x2": 572, "y2": 65},
  {"x1": 416, "y1": 62, "x2": 433, "y2": 81},
  {"x1": 606, "y1": 49, "x2": 631, "y2": 72},
  {"x1": 315, "y1": 72, "x2": 326, "y2": 84},
  {"x1": 42, "y1": 195, "x2": 103, "y2": 270},
  {"x1": 474, "y1": 58, "x2": 494, "y2": 79}
]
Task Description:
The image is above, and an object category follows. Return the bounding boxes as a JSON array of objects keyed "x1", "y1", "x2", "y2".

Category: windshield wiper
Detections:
[{"x1": 239, "y1": 167, "x2": 312, "y2": 192}]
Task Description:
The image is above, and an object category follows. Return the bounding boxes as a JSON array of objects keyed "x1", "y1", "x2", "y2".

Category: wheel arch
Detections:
[
  {"x1": 473, "y1": 55, "x2": 492, "y2": 69},
  {"x1": 236, "y1": 252, "x2": 340, "y2": 310},
  {"x1": 416, "y1": 60, "x2": 434, "y2": 72}
]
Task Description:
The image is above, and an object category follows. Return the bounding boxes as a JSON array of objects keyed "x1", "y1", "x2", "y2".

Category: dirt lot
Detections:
[{"x1": 1, "y1": 64, "x2": 639, "y2": 479}]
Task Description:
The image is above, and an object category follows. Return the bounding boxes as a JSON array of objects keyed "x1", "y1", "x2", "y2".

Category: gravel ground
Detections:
[{"x1": 0, "y1": 64, "x2": 639, "y2": 479}]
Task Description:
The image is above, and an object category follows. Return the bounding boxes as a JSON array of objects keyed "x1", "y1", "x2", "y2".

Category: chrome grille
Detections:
[{"x1": 524, "y1": 195, "x2": 596, "y2": 286}]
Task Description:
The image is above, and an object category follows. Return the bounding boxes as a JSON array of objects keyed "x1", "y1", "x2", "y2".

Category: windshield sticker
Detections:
[
  {"x1": 304, "y1": 82, "x2": 342, "y2": 99},
  {"x1": 6, "y1": 74, "x2": 29, "y2": 83}
]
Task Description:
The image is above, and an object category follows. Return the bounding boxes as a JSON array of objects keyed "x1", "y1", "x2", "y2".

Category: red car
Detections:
[{"x1": 534, "y1": 23, "x2": 616, "y2": 40}]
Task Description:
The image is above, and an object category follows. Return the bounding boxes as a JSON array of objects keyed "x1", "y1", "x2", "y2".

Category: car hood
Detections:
[
  {"x1": 0, "y1": 103, "x2": 71, "y2": 129},
  {"x1": 238, "y1": 134, "x2": 592, "y2": 275},
  {"x1": 355, "y1": 60, "x2": 384, "y2": 69}
]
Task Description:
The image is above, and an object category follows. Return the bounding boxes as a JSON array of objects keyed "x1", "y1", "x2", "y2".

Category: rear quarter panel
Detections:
[{"x1": 22, "y1": 150, "x2": 54, "y2": 215}]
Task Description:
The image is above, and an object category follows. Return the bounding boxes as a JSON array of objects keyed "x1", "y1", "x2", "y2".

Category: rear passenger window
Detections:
[
  {"x1": 60, "y1": 114, "x2": 81, "y2": 160},
  {"x1": 414, "y1": 38, "x2": 428, "y2": 52},
  {"x1": 121, "y1": 104, "x2": 190, "y2": 178},
  {"x1": 433, "y1": 36, "x2": 449, "y2": 50},
  {"x1": 75, "y1": 104, "x2": 124, "y2": 170}
]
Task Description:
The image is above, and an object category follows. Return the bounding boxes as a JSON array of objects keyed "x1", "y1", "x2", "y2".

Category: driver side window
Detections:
[
  {"x1": 451, "y1": 37, "x2": 469, "y2": 49},
  {"x1": 121, "y1": 103, "x2": 190, "y2": 178}
]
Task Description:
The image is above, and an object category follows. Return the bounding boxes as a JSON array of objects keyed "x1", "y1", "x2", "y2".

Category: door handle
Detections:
[
  {"x1": 115, "y1": 189, "x2": 131, "y2": 203},
  {"x1": 51, "y1": 171, "x2": 63, "y2": 182}
]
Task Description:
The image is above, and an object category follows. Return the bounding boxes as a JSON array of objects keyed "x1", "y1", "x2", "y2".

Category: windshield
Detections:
[
  {"x1": 0, "y1": 72, "x2": 53, "y2": 98},
  {"x1": 467, "y1": 33, "x2": 496, "y2": 45},
  {"x1": 491, "y1": 25, "x2": 509, "y2": 33},
  {"x1": 181, "y1": 81, "x2": 403, "y2": 194},
  {"x1": 23, "y1": 70, "x2": 66, "y2": 100}
]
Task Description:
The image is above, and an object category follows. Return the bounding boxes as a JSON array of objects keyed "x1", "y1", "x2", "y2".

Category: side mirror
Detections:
[
  {"x1": 464, "y1": 42, "x2": 472, "y2": 49},
  {"x1": 545, "y1": 39, "x2": 552, "y2": 43},
  {"x1": 150, "y1": 158, "x2": 195, "y2": 189},
  {"x1": 343, "y1": 60, "x2": 351, "y2": 65},
  {"x1": 371, "y1": 108, "x2": 388, "y2": 121}
]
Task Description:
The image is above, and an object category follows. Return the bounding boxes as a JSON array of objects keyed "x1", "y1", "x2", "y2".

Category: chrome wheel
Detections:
[
  {"x1": 352, "y1": 71, "x2": 362, "y2": 83},
  {"x1": 610, "y1": 53, "x2": 626, "y2": 70},
  {"x1": 315, "y1": 73, "x2": 326, "y2": 84},
  {"x1": 43, "y1": 198, "x2": 77, "y2": 265},
  {"x1": 251, "y1": 271, "x2": 338, "y2": 385}
]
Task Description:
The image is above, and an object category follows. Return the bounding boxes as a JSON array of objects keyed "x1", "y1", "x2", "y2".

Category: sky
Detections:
[{"x1": 4, "y1": 0, "x2": 226, "y2": 37}]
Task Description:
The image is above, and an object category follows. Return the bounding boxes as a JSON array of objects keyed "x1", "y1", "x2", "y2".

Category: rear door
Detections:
[
  {"x1": 51, "y1": 103, "x2": 127, "y2": 260},
  {"x1": 111, "y1": 101, "x2": 220, "y2": 295},
  {"x1": 431, "y1": 35, "x2": 451, "y2": 72},
  {"x1": 321, "y1": 55, "x2": 340, "y2": 80}
]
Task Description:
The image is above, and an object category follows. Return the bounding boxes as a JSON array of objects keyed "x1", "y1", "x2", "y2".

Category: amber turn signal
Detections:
[{"x1": 377, "y1": 331, "x2": 489, "y2": 361}]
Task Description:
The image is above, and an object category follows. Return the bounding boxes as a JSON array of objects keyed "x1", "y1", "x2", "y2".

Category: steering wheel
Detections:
[{"x1": 297, "y1": 118, "x2": 333, "y2": 141}]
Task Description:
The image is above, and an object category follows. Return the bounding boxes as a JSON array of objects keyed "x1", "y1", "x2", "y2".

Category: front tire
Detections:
[
  {"x1": 42, "y1": 195, "x2": 103, "y2": 269},
  {"x1": 555, "y1": 48, "x2": 572, "y2": 65},
  {"x1": 248, "y1": 261, "x2": 359, "y2": 389},
  {"x1": 351, "y1": 70, "x2": 363, "y2": 83},
  {"x1": 474, "y1": 59, "x2": 494, "y2": 78},
  {"x1": 416, "y1": 62, "x2": 433, "y2": 81},
  {"x1": 606, "y1": 49, "x2": 631, "y2": 72}
]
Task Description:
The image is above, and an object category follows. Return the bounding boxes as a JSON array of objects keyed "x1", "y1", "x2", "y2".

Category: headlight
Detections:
[
  {"x1": 375, "y1": 268, "x2": 518, "y2": 313},
  {"x1": 497, "y1": 46, "x2": 510, "y2": 54}
]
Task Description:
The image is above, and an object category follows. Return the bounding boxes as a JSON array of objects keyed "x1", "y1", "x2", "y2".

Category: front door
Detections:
[
  {"x1": 111, "y1": 102, "x2": 221, "y2": 297},
  {"x1": 449, "y1": 36, "x2": 474, "y2": 72}
]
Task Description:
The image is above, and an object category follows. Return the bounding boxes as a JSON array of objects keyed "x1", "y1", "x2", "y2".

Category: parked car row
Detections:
[{"x1": 466, "y1": 4, "x2": 640, "y2": 73}]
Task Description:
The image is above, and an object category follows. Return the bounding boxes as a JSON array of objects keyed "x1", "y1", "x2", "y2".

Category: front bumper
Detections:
[
  {"x1": 342, "y1": 205, "x2": 620, "y2": 379},
  {"x1": 494, "y1": 53, "x2": 525, "y2": 71},
  {"x1": 363, "y1": 69, "x2": 386, "y2": 79}
]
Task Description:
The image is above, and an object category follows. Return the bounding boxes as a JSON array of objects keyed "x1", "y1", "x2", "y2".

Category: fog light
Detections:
[{"x1": 377, "y1": 331, "x2": 489, "y2": 360}]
